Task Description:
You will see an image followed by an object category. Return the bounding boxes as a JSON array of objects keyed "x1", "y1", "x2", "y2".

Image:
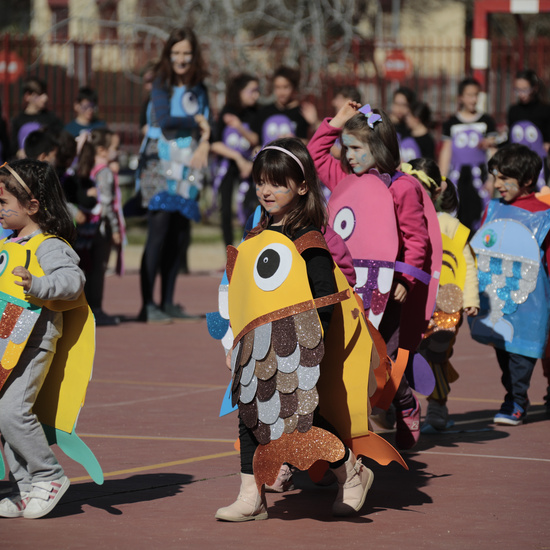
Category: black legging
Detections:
[
  {"x1": 219, "y1": 164, "x2": 239, "y2": 248},
  {"x1": 140, "y1": 210, "x2": 191, "y2": 308}
]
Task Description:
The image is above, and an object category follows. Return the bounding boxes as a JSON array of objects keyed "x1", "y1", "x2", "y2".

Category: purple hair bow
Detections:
[{"x1": 358, "y1": 104, "x2": 382, "y2": 129}]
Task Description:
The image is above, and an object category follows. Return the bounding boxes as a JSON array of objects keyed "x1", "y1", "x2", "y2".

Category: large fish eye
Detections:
[
  {"x1": 0, "y1": 251, "x2": 8, "y2": 276},
  {"x1": 333, "y1": 206, "x2": 356, "y2": 241},
  {"x1": 253, "y1": 243, "x2": 293, "y2": 291}
]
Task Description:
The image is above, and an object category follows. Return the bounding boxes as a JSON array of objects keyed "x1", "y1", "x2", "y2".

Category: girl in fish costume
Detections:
[{"x1": 0, "y1": 160, "x2": 101, "y2": 520}]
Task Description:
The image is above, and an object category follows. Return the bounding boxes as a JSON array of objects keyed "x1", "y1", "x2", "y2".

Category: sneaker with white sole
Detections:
[
  {"x1": 0, "y1": 492, "x2": 30, "y2": 518},
  {"x1": 421, "y1": 400, "x2": 454, "y2": 433},
  {"x1": 395, "y1": 395, "x2": 421, "y2": 450},
  {"x1": 23, "y1": 476, "x2": 70, "y2": 519},
  {"x1": 493, "y1": 401, "x2": 526, "y2": 426}
]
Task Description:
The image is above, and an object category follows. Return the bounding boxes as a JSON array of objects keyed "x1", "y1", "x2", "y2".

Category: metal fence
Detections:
[{"x1": 1, "y1": 33, "x2": 549, "y2": 154}]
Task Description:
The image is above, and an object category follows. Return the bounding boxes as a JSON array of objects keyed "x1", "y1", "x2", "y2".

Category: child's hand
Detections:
[
  {"x1": 112, "y1": 232, "x2": 122, "y2": 246},
  {"x1": 235, "y1": 156, "x2": 253, "y2": 179},
  {"x1": 190, "y1": 145, "x2": 209, "y2": 170},
  {"x1": 87, "y1": 187, "x2": 98, "y2": 197},
  {"x1": 301, "y1": 102, "x2": 319, "y2": 127},
  {"x1": 12, "y1": 266, "x2": 32, "y2": 292},
  {"x1": 330, "y1": 100, "x2": 361, "y2": 128},
  {"x1": 75, "y1": 210, "x2": 87, "y2": 225},
  {"x1": 225, "y1": 348, "x2": 232, "y2": 370},
  {"x1": 223, "y1": 113, "x2": 241, "y2": 130},
  {"x1": 195, "y1": 114, "x2": 210, "y2": 134},
  {"x1": 392, "y1": 282, "x2": 408, "y2": 303},
  {"x1": 464, "y1": 307, "x2": 479, "y2": 317}
]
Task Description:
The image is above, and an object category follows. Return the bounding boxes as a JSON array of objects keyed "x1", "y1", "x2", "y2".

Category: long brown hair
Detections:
[
  {"x1": 251, "y1": 137, "x2": 327, "y2": 239},
  {"x1": 340, "y1": 108, "x2": 400, "y2": 175},
  {"x1": 155, "y1": 27, "x2": 206, "y2": 89}
]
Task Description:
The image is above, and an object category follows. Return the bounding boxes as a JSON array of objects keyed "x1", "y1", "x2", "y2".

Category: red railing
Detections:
[{"x1": 1, "y1": 34, "x2": 549, "y2": 153}]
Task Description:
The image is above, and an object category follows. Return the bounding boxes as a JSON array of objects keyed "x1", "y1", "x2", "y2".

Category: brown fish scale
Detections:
[
  {"x1": 239, "y1": 329, "x2": 255, "y2": 366},
  {"x1": 298, "y1": 339, "x2": 324, "y2": 367},
  {"x1": 256, "y1": 374, "x2": 277, "y2": 401},
  {"x1": 239, "y1": 399, "x2": 258, "y2": 429},
  {"x1": 254, "y1": 420, "x2": 271, "y2": 445},
  {"x1": 271, "y1": 316, "x2": 297, "y2": 357},
  {"x1": 283, "y1": 414, "x2": 299, "y2": 434},
  {"x1": 297, "y1": 412, "x2": 314, "y2": 433},
  {"x1": 276, "y1": 370, "x2": 299, "y2": 394},
  {"x1": 294, "y1": 309, "x2": 322, "y2": 349},
  {"x1": 254, "y1": 346, "x2": 277, "y2": 380},
  {"x1": 279, "y1": 391, "x2": 298, "y2": 418}
]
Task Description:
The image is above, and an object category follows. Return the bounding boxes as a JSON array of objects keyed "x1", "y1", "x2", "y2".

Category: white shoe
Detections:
[
  {"x1": 215, "y1": 473, "x2": 268, "y2": 522},
  {"x1": 23, "y1": 476, "x2": 70, "y2": 519},
  {"x1": 332, "y1": 452, "x2": 374, "y2": 517},
  {"x1": 265, "y1": 464, "x2": 295, "y2": 493},
  {"x1": 0, "y1": 492, "x2": 30, "y2": 518}
]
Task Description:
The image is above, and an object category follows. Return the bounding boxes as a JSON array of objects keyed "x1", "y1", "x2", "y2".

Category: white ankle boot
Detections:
[
  {"x1": 332, "y1": 452, "x2": 374, "y2": 516},
  {"x1": 265, "y1": 464, "x2": 295, "y2": 493},
  {"x1": 215, "y1": 473, "x2": 268, "y2": 522}
]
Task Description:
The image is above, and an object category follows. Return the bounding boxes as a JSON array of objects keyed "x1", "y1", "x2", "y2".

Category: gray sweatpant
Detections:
[{"x1": 0, "y1": 345, "x2": 64, "y2": 494}]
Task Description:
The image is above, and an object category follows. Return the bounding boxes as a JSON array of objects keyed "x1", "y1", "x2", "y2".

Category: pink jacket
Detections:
[
  {"x1": 323, "y1": 225, "x2": 356, "y2": 287},
  {"x1": 308, "y1": 118, "x2": 430, "y2": 289}
]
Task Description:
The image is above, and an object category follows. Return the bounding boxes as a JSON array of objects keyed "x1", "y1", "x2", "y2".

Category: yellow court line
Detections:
[
  {"x1": 91, "y1": 378, "x2": 226, "y2": 389},
  {"x1": 70, "y1": 450, "x2": 239, "y2": 483},
  {"x1": 80, "y1": 433, "x2": 235, "y2": 443}
]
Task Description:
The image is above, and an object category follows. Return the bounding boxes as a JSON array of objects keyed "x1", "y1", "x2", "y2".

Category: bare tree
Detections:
[{"x1": 123, "y1": 0, "x2": 379, "y2": 93}]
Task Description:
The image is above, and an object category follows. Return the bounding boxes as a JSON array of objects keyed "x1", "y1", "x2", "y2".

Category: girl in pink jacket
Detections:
[{"x1": 308, "y1": 101, "x2": 433, "y2": 450}]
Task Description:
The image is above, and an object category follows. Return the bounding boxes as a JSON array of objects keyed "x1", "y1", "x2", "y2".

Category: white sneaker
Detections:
[
  {"x1": 0, "y1": 492, "x2": 30, "y2": 518},
  {"x1": 23, "y1": 476, "x2": 70, "y2": 519}
]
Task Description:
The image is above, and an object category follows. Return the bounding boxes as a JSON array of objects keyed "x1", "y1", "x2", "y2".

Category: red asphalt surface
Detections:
[{"x1": 1, "y1": 270, "x2": 549, "y2": 549}]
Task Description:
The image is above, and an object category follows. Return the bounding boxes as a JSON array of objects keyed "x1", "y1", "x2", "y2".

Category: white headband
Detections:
[{"x1": 262, "y1": 145, "x2": 305, "y2": 178}]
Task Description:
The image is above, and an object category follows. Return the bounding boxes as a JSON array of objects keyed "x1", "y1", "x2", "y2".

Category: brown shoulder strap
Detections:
[{"x1": 293, "y1": 230, "x2": 329, "y2": 255}]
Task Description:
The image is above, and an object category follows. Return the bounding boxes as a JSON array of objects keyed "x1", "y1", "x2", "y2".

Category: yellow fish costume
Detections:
[
  {"x1": 226, "y1": 229, "x2": 405, "y2": 491},
  {"x1": 418, "y1": 213, "x2": 478, "y2": 403},
  {"x1": 0, "y1": 234, "x2": 103, "y2": 484}
]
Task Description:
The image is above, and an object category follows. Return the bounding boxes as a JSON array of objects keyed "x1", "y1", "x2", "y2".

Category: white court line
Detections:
[
  {"x1": 405, "y1": 450, "x2": 550, "y2": 463},
  {"x1": 85, "y1": 386, "x2": 223, "y2": 408}
]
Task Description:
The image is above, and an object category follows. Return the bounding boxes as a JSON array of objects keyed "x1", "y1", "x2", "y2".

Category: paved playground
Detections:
[{"x1": 1, "y1": 245, "x2": 549, "y2": 549}]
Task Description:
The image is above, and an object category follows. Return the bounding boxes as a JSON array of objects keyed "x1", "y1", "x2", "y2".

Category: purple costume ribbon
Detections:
[
  {"x1": 394, "y1": 261, "x2": 432, "y2": 286},
  {"x1": 358, "y1": 104, "x2": 382, "y2": 129}
]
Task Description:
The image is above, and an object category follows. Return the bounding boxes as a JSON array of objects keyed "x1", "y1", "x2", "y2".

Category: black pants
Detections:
[
  {"x1": 140, "y1": 210, "x2": 190, "y2": 308},
  {"x1": 219, "y1": 165, "x2": 239, "y2": 248},
  {"x1": 84, "y1": 225, "x2": 112, "y2": 311},
  {"x1": 378, "y1": 298, "x2": 416, "y2": 411},
  {"x1": 495, "y1": 348, "x2": 537, "y2": 409}
]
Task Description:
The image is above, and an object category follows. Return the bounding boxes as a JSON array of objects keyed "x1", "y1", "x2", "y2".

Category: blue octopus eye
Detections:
[
  {"x1": 253, "y1": 243, "x2": 293, "y2": 291},
  {"x1": 0, "y1": 251, "x2": 9, "y2": 277}
]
